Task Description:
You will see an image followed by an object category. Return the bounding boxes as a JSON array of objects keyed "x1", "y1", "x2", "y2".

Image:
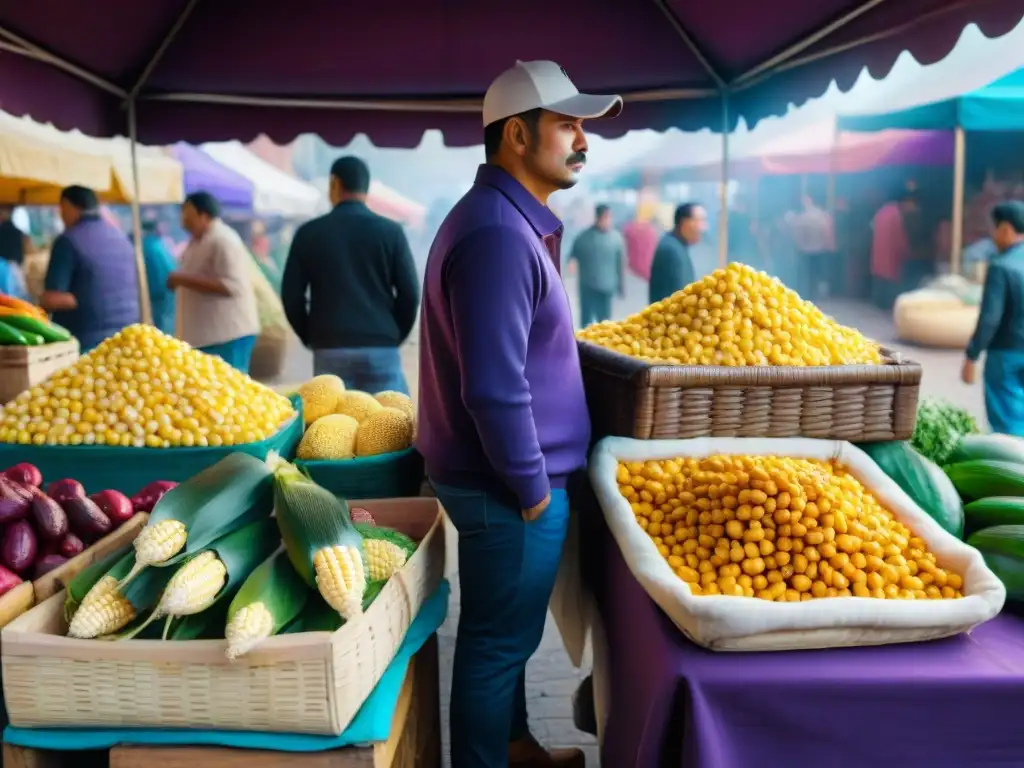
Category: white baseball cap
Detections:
[{"x1": 482, "y1": 60, "x2": 623, "y2": 127}]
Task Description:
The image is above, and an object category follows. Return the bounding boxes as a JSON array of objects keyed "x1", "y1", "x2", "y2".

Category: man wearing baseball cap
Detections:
[{"x1": 417, "y1": 61, "x2": 621, "y2": 767}]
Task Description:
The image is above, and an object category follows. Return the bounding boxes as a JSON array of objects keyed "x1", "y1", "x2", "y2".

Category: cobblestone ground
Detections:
[{"x1": 263, "y1": 265, "x2": 981, "y2": 767}]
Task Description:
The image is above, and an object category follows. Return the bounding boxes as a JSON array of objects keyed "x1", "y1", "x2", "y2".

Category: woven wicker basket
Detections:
[
  {"x1": 579, "y1": 341, "x2": 922, "y2": 443},
  {"x1": 1, "y1": 497, "x2": 445, "y2": 736}
]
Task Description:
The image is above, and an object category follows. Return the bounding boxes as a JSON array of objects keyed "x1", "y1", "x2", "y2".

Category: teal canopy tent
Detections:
[
  {"x1": 838, "y1": 68, "x2": 1024, "y2": 270},
  {"x1": 838, "y1": 68, "x2": 1024, "y2": 133}
]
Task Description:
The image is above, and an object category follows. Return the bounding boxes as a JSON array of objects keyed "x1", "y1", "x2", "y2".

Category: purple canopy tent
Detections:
[
  {"x1": 0, "y1": 0, "x2": 1019, "y2": 307},
  {"x1": 167, "y1": 142, "x2": 254, "y2": 212},
  {"x1": 0, "y1": 1, "x2": 1019, "y2": 146}
]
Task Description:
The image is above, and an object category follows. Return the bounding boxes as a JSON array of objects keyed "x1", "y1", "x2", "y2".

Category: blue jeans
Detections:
[
  {"x1": 313, "y1": 346, "x2": 408, "y2": 395},
  {"x1": 433, "y1": 483, "x2": 569, "y2": 768},
  {"x1": 984, "y1": 350, "x2": 1024, "y2": 436},
  {"x1": 200, "y1": 334, "x2": 257, "y2": 374}
]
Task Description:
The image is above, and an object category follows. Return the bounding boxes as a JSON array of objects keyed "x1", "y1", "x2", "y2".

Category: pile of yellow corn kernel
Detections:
[
  {"x1": 0, "y1": 324, "x2": 295, "y2": 448},
  {"x1": 578, "y1": 262, "x2": 882, "y2": 366},
  {"x1": 617, "y1": 455, "x2": 965, "y2": 601}
]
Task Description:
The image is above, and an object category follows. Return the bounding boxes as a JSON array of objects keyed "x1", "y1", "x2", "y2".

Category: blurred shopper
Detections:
[
  {"x1": 418, "y1": 60, "x2": 621, "y2": 768},
  {"x1": 567, "y1": 204, "x2": 625, "y2": 326},
  {"x1": 870, "y1": 189, "x2": 916, "y2": 310},
  {"x1": 962, "y1": 201, "x2": 1024, "y2": 434},
  {"x1": 0, "y1": 205, "x2": 30, "y2": 268},
  {"x1": 282, "y1": 156, "x2": 419, "y2": 394},
  {"x1": 649, "y1": 202, "x2": 706, "y2": 303},
  {"x1": 41, "y1": 186, "x2": 141, "y2": 352},
  {"x1": 138, "y1": 219, "x2": 177, "y2": 335},
  {"x1": 787, "y1": 191, "x2": 835, "y2": 299},
  {"x1": 623, "y1": 200, "x2": 661, "y2": 279},
  {"x1": 171, "y1": 192, "x2": 259, "y2": 373}
]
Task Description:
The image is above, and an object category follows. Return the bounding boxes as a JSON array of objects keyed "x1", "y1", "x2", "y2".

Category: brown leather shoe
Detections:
[{"x1": 509, "y1": 734, "x2": 586, "y2": 767}]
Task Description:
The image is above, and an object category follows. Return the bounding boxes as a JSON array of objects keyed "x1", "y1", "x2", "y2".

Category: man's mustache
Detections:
[{"x1": 567, "y1": 152, "x2": 587, "y2": 167}]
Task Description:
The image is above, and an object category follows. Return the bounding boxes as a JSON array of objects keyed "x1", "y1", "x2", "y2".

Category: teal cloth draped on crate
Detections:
[
  {"x1": 0, "y1": 395, "x2": 304, "y2": 496},
  {"x1": 3, "y1": 580, "x2": 449, "y2": 751},
  {"x1": 298, "y1": 446, "x2": 425, "y2": 499}
]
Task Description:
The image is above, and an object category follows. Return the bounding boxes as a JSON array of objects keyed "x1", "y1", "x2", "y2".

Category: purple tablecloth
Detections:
[{"x1": 582, "y1": 504, "x2": 1024, "y2": 768}]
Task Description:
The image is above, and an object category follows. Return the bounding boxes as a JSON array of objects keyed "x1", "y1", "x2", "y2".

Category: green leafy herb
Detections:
[{"x1": 910, "y1": 398, "x2": 980, "y2": 466}]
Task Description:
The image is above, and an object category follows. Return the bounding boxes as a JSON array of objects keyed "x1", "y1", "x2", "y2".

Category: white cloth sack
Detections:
[
  {"x1": 589, "y1": 436, "x2": 1006, "y2": 652},
  {"x1": 549, "y1": 504, "x2": 589, "y2": 667}
]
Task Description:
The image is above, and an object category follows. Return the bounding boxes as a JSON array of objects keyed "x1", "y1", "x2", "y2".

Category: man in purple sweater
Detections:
[{"x1": 417, "y1": 61, "x2": 621, "y2": 768}]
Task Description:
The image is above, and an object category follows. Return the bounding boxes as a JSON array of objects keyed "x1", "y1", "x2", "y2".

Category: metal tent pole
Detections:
[
  {"x1": 718, "y1": 94, "x2": 730, "y2": 268},
  {"x1": 127, "y1": 99, "x2": 153, "y2": 326},
  {"x1": 950, "y1": 126, "x2": 966, "y2": 276}
]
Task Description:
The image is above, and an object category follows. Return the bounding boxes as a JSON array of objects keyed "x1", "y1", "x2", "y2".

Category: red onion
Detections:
[
  {"x1": 3, "y1": 463, "x2": 42, "y2": 488},
  {"x1": 90, "y1": 490, "x2": 135, "y2": 524},
  {"x1": 130, "y1": 480, "x2": 178, "y2": 513},
  {"x1": 46, "y1": 478, "x2": 86, "y2": 503}
]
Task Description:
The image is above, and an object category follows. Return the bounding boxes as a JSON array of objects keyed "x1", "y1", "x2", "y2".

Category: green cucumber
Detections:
[
  {"x1": 967, "y1": 525, "x2": 1024, "y2": 601},
  {"x1": 964, "y1": 497, "x2": 1024, "y2": 530},
  {"x1": 0, "y1": 313, "x2": 72, "y2": 343},
  {"x1": 950, "y1": 434, "x2": 1024, "y2": 466},
  {"x1": 944, "y1": 460, "x2": 1024, "y2": 501},
  {"x1": 0, "y1": 320, "x2": 29, "y2": 345}
]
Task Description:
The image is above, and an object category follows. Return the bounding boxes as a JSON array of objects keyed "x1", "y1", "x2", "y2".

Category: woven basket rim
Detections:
[
  {"x1": 296, "y1": 446, "x2": 421, "y2": 469},
  {"x1": 578, "y1": 340, "x2": 922, "y2": 388}
]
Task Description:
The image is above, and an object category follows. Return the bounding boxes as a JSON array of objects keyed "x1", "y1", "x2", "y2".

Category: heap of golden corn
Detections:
[
  {"x1": 0, "y1": 324, "x2": 295, "y2": 447},
  {"x1": 618, "y1": 455, "x2": 965, "y2": 601},
  {"x1": 578, "y1": 263, "x2": 882, "y2": 366}
]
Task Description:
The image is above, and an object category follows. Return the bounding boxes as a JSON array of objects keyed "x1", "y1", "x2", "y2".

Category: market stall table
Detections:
[{"x1": 583, "y1": 510, "x2": 1024, "y2": 768}]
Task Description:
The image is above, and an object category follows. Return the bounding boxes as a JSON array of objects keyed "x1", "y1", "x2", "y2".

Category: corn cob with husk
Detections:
[
  {"x1": 124, "y1": 518, "x2": 281, "y2": 640},
  {"x1": 66, "y1": 550, "x2": 175, "y2": 639},
  {"x1": 120, "y1": 453, "x2": 274, "y2": 588},
  {"x1": 224, "y1": 548, "x2": 309, "y2": 660},
  {"x1": 64, "y1": 542, "x2": 136, "y2": 623},
  {"x1": 267, "y1": 451, "x2": 366, "y2": 620},
  {"x1": 281, "y1": 580, "x2": 388, "y2": 635},
  {"x1": 354, "y1": 523, "x2": 417, "y2": 581}
]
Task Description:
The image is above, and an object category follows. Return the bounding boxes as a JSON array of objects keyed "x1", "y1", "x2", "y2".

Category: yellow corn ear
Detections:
[
  {"x1": 159, "y1": 551, "x2": 228, "y2": 617},
  {"x1": 134, "y1": 519, "x2": 188, "y2": 565},
  {"x1": 313, "y1": 545, "x2": 366, "y2": 620},
  {"x1": 225, "y1": 603, "x2": 275, "y2": 660},
  {"x1": 67, "y1": 576, "x2": 136, "y2": 639},
  {"x1": 362, "y1": 539, "x2": 408, "y2": 581}
]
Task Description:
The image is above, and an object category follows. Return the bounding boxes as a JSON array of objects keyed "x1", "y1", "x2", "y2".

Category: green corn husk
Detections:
[
  {"x1": 69, "y1": 550, "x2": 177, "y2": 639},
  {"x1": 280, "y1": 580, "x2": 387, "y2": 634},
  {"x1": 168, "y1": 584, "x2": 242, "y2": 640},
  {"x1": 354, "y1": 522, "x2": 418, "y2": 558},
  {"x1": 122, "y1": 518, "x2": 282, "y2": 641},
  {"x1": 64, "y1": 543, "x2": 135, "y2": 623},
  {"x1": 267, "y1": 451, "x2": 364, "y2": 588},
  {"x1": 224, "y1": 548, "x2": 310, "y2": 658},
  {"x1": 120, "y1": 453, "x2": 275, "y2": 588}
]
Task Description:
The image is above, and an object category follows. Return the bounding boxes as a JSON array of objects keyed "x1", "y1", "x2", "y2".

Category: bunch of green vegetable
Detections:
[
  {"x1": 942, "y1": 434, "x2": 1024, "y2": 603},
  {"x1": 910, "y1": 398, "x2": 980, "y2": 466}
]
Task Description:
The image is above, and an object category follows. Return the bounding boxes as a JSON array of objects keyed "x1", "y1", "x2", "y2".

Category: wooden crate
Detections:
[
  {"x1": 3, "y1": 499, "x2": 445, "y2": 736},
  {"x1": 0, "y1": 514, "x2": 147, "y2": 631},
  {"x1": 0, "y1": 341, "x2": 79, "y2": 404},
  {"x1": 2, "y1": 636, "x2": 442, "y2": 768}
]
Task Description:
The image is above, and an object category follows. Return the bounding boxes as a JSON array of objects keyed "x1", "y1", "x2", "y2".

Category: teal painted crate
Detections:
[
  {"x1": 298, "y1": 446, "x2": 425, "y2": 500},
  {"x1": 0, "y1": 395, "x2": 303, "y2": 496}
]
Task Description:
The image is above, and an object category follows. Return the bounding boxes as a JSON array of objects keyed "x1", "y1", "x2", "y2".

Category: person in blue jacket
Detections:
[
  {"x1": 962, "y1": 201, "x2": 1024, "y2": 434},
  {"x1": 134, "y1": 219, "x2": 178, "y2": 335}
]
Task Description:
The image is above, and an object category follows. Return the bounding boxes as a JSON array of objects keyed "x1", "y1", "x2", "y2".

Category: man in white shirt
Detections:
[
  {"x1": 169, "y1": 192, "x2": 260, "y2": 373},
  {"x1": 787, "y1": 192, "x2": 836, "y2": 300}
]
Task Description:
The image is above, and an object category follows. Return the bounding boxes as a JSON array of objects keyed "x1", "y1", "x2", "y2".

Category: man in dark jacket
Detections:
[
  {"x1": 649, "y1": 202, "x2": 706, "y2": 303},
  {"x1": 41, "y1": 186, "x2": 141, "y2": 352},
  {"x1": 282, "y1": 156, "x2": 420, "y2": 394}
]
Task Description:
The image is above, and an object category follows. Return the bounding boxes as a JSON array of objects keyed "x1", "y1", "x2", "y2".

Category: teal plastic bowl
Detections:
[
  {"x1": 298, "y1": 446, "x2": 425, "y2": 500},
  {"x1": 0, "y1": 395, "x2": 304, "y2": 496}
]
